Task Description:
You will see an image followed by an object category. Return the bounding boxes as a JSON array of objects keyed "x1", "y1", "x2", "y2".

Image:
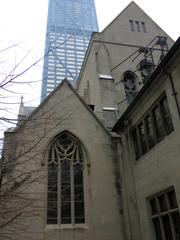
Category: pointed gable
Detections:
[
  {"x1": 13, "y1": 79, "x2": 111, "y2": 148},
  {"x1": 101, "y1": 1, "x2": 174, "y2": 47}
]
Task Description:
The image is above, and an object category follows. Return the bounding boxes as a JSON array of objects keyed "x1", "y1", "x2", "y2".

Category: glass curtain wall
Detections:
[{"x1": 41, "y1": 0, "x2": 99, "y2": 101}]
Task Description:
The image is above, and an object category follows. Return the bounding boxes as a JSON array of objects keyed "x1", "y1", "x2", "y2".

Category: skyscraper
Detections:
[{"x1": 41, "y1": 0, "x2": 99, "y2": 101}]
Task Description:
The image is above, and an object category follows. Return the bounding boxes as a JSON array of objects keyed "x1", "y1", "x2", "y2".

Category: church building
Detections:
[{"x1": 1, "y1": 2, "x2": 180, "y2": 240}]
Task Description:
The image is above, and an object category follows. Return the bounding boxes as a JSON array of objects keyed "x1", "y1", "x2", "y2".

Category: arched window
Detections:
[
  {"x1": 139, "y1": 59, "x2": 154, "y2": 83},
  {"x1": 123, "y1": 71, "x2": 137, "y2": 104},
  {"x1": 47, "y1": 132, "x2": 85, "y2": 225}
]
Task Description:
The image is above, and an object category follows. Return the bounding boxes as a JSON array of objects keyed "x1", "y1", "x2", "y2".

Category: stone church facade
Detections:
[{"x1": 1, "y1": 2, "x2": 180, "y2": 240}]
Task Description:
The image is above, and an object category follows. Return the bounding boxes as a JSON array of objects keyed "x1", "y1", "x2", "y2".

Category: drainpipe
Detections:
[{"x1": 165, "y1": 71, "x2": 180, "y2": 118}]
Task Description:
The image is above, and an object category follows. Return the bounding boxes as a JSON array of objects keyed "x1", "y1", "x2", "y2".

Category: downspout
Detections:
[{"x1": 165, "y1": 71, "x2": 180, "y2": 118}]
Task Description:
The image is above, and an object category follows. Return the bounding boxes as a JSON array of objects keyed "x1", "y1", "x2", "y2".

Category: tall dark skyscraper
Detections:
[{"x1": 41, "y1": 0, "x2": 99, "y2": 101}]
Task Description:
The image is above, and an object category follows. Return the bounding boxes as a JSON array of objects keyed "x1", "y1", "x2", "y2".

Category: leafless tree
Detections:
[
  {"x1": 0, "y1": 37, "x2": 78, "y2": 239},
  {"x1": 0, "y1": 90, "x2": 76, "y2": 239}
]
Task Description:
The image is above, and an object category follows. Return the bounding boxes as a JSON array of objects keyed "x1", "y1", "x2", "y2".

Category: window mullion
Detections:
[
  {"x1": 143, "y1": 119, "x2": 149, "y2": 150},
  {"x1": 156, "y1": 197, "x2": 166, "y2": 240},
  {"x1": 158, "y1": 102, "x2": 166, "y2": 137},
  {"x1": 47, "y1": 133, "x2": 85, "y2": 226},
  {"x1": 150, "y1": 110, "x2": 157, "y2": 144},
  {"x1": 136, "y1": 125, "x2": 143, "y2": 156},
  {"x1": 71, "y1": 163, "x2": 75, "y2": 225},
  {"x1": 159, "y1": 216, "x2": 166, "y2": 240},
  {"x1": 166, "y1": 193, "x2": 176, "y2": 240},
  {"x1": 58, "y1": 163, "x2": 61, "y2": 225}
]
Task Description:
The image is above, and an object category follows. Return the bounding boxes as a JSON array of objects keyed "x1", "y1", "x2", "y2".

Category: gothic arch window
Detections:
[
  {"x1": 123, "y1": 71, "x2": 137, "y2": 104},
  {"x1": 47, "y1": 132, "x2": 85, "y2": 225}
]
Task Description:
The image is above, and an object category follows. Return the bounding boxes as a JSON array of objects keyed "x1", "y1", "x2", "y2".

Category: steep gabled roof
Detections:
[
  {"x1": 101, "y1": 1, "x2": 173, "y2": 40},
  {"x1": 76, "y1": 1, "x2": 174, "y2": 89},
  {"x1": 12, "y1": 79, "x2": 113, "y2": 137},
  {"x1": 101, "y1": 1, "x2": 135, "y2": 33}
]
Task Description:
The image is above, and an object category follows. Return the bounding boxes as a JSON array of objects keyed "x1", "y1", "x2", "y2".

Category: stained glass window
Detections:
[
  {"x1": 123, "y1": 72, "x2": 137, "y2": 104},
  {"x1": 47, "y1": 132, "x2": 85, "y2": 225}
]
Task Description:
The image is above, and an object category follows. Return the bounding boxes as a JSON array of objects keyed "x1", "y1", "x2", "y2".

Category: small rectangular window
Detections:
[
  {"x1": 160, "y1": 97, "x2": 174, "y2": 135},
  {"x1": 129, "y1": 20, "x2": 135, "y2": 32},
  {"x1": 153, "y1": 106, "x2": 165, "y2": 142},
  {"x1": 135, "y1": 21, "x2": 140, "y2": 32},
  {"x1": 145, "y1": 114, "x2": 155, "y2": 149},
  {"x1": 132, "y1": 129, "x2": 140, "y2": 160},
  {"x1": 130, "y1": 93, "x2": 174, "y2": 159},
  {"x1": 148, "y1": 188, "x2": 180, "y2": 240},
  {"x1": 141, "y1": 22, "x2": 147, "y2": 33},
  {"x1": 138, "y1": 122, "x2": 147, "y2": 154}
]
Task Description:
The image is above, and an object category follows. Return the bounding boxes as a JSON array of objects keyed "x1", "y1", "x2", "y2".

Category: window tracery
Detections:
[
  {"x1": 47, "y1": 132, "x2": 85, "y2": 225},
  {"x1": 123, "y1": 71, "x2": 137, "y2": 103}
]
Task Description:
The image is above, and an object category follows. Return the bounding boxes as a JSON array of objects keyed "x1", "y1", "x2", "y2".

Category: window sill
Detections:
[{"x1": 45, "y1": 224, "x2": 88, "y2": 231}]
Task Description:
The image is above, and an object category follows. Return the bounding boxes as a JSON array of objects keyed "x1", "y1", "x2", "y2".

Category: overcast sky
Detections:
[
  {"x1": 96, "y1": 0, "x2": 180, "y2": 40},
  {"x1": 0, "y1": 0, "x2": 179, "y2": 128},
  {"x1": 0, "y1": 0, "x2": 179, "y2": 42}
]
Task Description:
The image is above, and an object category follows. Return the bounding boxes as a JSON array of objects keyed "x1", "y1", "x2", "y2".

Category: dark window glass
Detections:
[
  {"x1": 141, "y1": 22, "x2": 147, "y2": 33},
  {"x1": 153, "y1": 218, "x2": 163, "y2": 240},
  {"x1": 61, "y1": 202, "x2": 71, "y2": 224},
  {"x1": 161, "y1": 97, "x2": 174, "y2": 135},
  {"x1": 150, "y1": 199, "x2": 158, "y2": 215},
  {"x1": 132, "y1": 129, "x2": 140, "y2": 160},
  {"x1": 74, "y1": 164, "x2": 85, "y2": 223},
  {"x1": 162, "y1": 215, "x2": 173, "y2": 240},
  {"x1": 158, "y1": 194, "x2": 167, "y2": 212},
  {"x1": 145, "y1": 114, "x2": 155, "y2": 149},
  {"x1": 131, "y1": 94, "x2": 175, "y2": 159},
  {"x1": 168, "y1": 190, "x2": 178, "y2": 209},
  {"x1": 47, "y1": 200, "x2": 58, "y2": 224},
  {"x1": 172, "y1": 212, "x2": 180, "y2": 238},
  {"x1": 129, "y1": 20, "x2": 135, "y2": 31},
  {"x1": 138, "y1": 122, "x2": 147, "y2": 154},
  {"x1": 61, "y1": 162, "x2": 71, "y2": 184},
  {"x1": 149, "y1": 188, "x2": 179, "y2": 240},
  {"x1": 47, "y1": 164, "x2": 58, "y2": 224},
  {"x1": 61, "y1": 162, "x2": 71, "y2": 224},
  {"x1": 124, "y1": 72, "x2": 137, "y2": 104},
  {"x1": 135, "y1": 21, "x2": 140, "y2": 32},
  {"x1": 153, "y1": 106, "x2": 165, "y2": 142},
  {"x1": 88, "y1": 104, "x2": 95, "y2": 111},
  {"x1": 47, "y1": 133, "x2": 85, "y2": 225},
  {"x1": 75, "y1": 202, "x2": 85, "y2": 223}
]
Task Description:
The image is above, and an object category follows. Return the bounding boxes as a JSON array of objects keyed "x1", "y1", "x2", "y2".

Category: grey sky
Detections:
[{"x1": 0, "y1": 0, "x2": 179, "y2": 42}]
